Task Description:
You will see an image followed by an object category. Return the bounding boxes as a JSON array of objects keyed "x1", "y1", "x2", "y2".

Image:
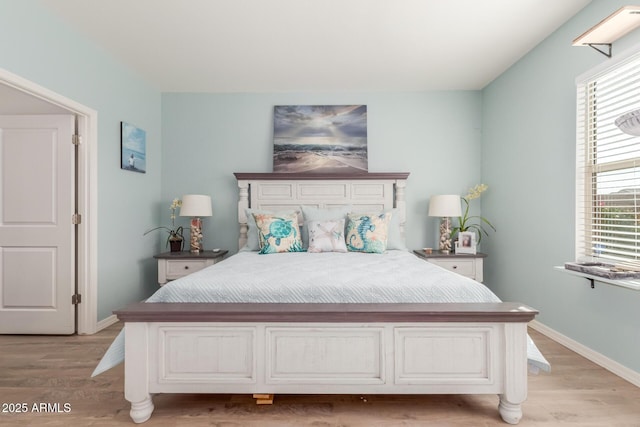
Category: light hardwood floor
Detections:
[{"x1": 1, "y1": 324, "x2": 639, "y2": 426}]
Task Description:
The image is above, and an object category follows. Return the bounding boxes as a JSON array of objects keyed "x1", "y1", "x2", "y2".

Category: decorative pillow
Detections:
[
  {"x1": 301, "y1": 205, "x2": 352, "y2": 247},
  {"x1": 241, "y1": 208, "x2": 300, "y2": 251},
  {"x1": 345, "y1": 212, "x2": 392, "y2": 253},
  {"x1": 350, "y1": 208, "x2": 406, "y2": 251},
  {"x1": 253, "y1": 212, "x2": 305, "y2": 254},
  {"x1": 307, "y1": 219, "x2": 348, "y2": 253}
]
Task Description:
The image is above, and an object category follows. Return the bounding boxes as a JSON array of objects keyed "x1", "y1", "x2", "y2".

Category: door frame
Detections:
[{"x1": 0, "y1": 68, "x2": 98, "y2": 334}]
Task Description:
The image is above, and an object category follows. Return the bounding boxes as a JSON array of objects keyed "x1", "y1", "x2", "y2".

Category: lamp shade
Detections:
[
  {"x1": 179, "y1": 194, "x2": 212, "y2": 217},
  {"x1": 428, "y1": 195, "x2": 461, "y2": 217}
]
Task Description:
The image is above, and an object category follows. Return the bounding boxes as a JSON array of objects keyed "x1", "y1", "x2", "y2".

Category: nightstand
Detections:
[
  {"x1": 154, "y1": 250, "x2": 228, "y2": 286},
  {"x1": 413, "y1": 249, "x2": 487, "y2": 282}
]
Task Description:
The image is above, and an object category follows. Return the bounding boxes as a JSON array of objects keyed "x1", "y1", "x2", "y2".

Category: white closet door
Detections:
[{"x1": 0, "y1": 114, "x2": 75, "y2": 334}]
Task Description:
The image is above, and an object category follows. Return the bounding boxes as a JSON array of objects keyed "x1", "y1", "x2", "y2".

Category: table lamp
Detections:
[
  {"x1": 179, "y1": 194, "x2": 212, "y2": 253},
  {"x1": 428, "y1": 194, "x2": 461, "y2": 254}
]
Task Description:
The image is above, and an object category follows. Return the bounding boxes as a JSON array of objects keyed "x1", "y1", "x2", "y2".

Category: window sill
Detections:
[{"x1": 554, "y1": 266, "x2": 640, "y2": 290}]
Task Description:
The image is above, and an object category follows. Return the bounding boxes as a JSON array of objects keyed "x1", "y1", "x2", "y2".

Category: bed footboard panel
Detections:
[
  {"x1": 118, "y1": 302, "x2": 535, "y2": 423},
  {"x1": 265, "y1": 327, "x2": 386, "y2": 386},
  {"x1": 138, "y1": 322, "x2": 508, "y2": 395},
  {"x1": 394, "y1": 326, "x2": 499, "y2": 387},
  {"x1": 154, "y1": 326, "x2": 256, "y2": 385}
]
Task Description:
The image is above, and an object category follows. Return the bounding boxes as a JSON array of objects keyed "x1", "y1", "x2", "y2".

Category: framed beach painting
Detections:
[
  {"x1": 273, "y1": 105, "x2": 368, "y2": 174},
  {"x1": 121, "y1": 121, "x2": 146, "y2": 173}
]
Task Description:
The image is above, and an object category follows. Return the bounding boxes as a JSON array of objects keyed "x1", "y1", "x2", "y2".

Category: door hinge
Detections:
[
  {"x1": 72, "y1": 213, "x2": 82, "y2": 225},
  {"x1": 72, "y1": 134, "x2": 82, "y2": 145},
  {"x1": 72, "y1": 294, "x2": 82, "y2": 305}
]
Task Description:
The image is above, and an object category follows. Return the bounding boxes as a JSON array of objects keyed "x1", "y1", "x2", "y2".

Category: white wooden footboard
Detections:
[{"x1": 116, "y1": 302, "x2": 536, "y2": 424}]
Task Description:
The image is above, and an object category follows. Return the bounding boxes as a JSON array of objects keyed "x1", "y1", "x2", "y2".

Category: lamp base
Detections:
[
  {"x1": 438, "y1": 217, "x2": 452, "y2": 253},
  {"x1": 189, "y1": 217, "x2": 203, "y2": 253}
]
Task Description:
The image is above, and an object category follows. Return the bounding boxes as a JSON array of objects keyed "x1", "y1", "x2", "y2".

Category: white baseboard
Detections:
[
  {"x1": 529, "y1": 320, "x2": 640, "y2": 388},
  {"x1": 95, "y1": 314, "x2": 119, "y2": 332}
]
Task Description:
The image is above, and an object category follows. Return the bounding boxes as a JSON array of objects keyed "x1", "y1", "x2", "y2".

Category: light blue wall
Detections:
[
  {"x1": 7, "y1": 1, "x2": 639, "y2": 378},
  {"x1": 0, "y1": 1, "x2": 163, "y2": 320},
  {"x1": 482, "y1": 0, "x2": 640, "y2": 373},
  {"x1": 161, "y1": 92, "x2": 483, "y2": 254}
]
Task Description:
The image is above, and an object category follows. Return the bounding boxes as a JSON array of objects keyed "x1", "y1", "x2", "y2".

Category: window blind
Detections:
[{"x1": 576, "y1": 53, "x2": 640, "y2": 268}]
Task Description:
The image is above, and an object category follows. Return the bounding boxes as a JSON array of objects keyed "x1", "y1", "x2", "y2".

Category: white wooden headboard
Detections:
[{"x1": 234, "y1": 172, "x2": 409, "y2": 249}]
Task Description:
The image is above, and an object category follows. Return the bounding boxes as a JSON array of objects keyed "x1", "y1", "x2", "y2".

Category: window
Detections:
[{"x1": 576, "y1": 52, "x2": 640, "y2": 268}]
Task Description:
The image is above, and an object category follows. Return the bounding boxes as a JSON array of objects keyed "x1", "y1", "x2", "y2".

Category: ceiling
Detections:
[{"x1": 37, "y1": 0, "x2": 591, "y2": 93}]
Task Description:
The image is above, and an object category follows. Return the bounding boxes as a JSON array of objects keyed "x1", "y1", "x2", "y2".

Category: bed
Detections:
[{"x1": 101, "y1": 172, "x2": 548, "y2": 424}]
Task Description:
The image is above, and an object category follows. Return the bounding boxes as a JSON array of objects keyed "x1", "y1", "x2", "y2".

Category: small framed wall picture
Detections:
[
  {"x1": 121, "y1": 121, "x2": 146, "y2": 173},
  {"x1": 456, "y1": 231, "x2": 476, "y2": 254}
]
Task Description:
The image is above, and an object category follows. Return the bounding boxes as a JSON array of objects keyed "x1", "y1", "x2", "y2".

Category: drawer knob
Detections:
[
  {"x1": 452, "y1": 265, "x2": 458, "y2": 269},
  {"x1": 184, "y1": 266, "x2": 189, "y2": 270}
]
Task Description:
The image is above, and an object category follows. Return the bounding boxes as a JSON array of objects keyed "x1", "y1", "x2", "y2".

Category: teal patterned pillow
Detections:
[
  {"x1": 253, "y1": 212, "x2": 305, "y2": 254},
  {"x1": 345, "y1": 212, "x2": 392, "y2": 253}
]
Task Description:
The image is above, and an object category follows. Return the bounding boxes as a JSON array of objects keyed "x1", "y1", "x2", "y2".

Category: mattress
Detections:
[{"x1": 93, "y1": 250, "x2": 550, "y2": 376}]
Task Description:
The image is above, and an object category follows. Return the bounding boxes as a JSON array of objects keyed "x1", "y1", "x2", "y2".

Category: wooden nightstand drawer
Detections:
[
  {"x1": 155, "y1": 250, "x2": 228, "y2": 285},
  {"x1": 413, "y1": 250, "x2": 486, "y2": 282},
  {"x1": 428, "y1": 258, "x2": 475, "y2": 278},
  {"x1": 165, "y1": 259, "x2": 210, "y2": 279}
]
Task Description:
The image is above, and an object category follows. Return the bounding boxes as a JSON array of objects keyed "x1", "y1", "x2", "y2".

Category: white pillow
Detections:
[
  {"x1": 301, "y1": 205, "x2": 351, "y2": 247},
  {"x1": 307, "y1": 219, "x2": 348, "y2": 253}
]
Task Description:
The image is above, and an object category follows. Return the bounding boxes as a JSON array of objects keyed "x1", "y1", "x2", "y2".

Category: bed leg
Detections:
[
  {"x1": 124, "y1": 323, "x2": 154, "y2": 423},
  {"x1": 499, "y1": 322, "x2": 527, "y2": 424},
  {"x1": 253, "y1": 394, "x2": 274, "y2": 405},
  {"x1": 498, "y1": 397, "x2": 522, "y2": 425},
  {"x1": 129, "y1": 396, "x2": 154, "y2": 423}
]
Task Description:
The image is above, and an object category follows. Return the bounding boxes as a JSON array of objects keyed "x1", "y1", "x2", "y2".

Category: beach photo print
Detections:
[
  {"x1": 120, "y1": 121, "x2": 146, "y2": 173},
  {"x1": 273, "y1": 105, "x2": 368, "y2": 174}
]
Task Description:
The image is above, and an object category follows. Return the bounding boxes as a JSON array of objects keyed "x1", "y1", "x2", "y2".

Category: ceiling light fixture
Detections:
[
  {"x1": 572, "y1": 6, "x2": 640, "y2": 58},
  {"x1": 615, "y1": 109, "x2": 640, "y2": 136}
]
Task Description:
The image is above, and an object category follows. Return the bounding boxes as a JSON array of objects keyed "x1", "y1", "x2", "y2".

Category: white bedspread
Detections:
[
  {"x1": 148, "y1": 251, "x2": 501, "y2": 303},
  {"x1": 93, "y1": 250, "x2": 550, "y2": 376}
]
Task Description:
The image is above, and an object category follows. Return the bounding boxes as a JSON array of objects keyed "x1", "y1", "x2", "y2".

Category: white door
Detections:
[{"x1": 0, "y1": 115, "x2": 75, "y2": 334}]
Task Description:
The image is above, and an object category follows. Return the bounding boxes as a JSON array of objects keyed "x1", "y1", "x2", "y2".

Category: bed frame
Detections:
[{"x1": 116, "y1": 172, "x2": 538, "y2": 424}]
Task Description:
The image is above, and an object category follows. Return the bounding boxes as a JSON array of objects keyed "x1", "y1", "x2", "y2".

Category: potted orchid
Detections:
[
  {"x1": 144, "y1": 198, "x2": 184, "y2": 252},
  {"x1": 451, "y1": 184, "x2": 496, "y2": 244}
]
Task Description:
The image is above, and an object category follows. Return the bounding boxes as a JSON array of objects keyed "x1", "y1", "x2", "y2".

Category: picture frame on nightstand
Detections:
[{"x1": 455, "y1": 231, "x2": 476, "y2": 254}]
